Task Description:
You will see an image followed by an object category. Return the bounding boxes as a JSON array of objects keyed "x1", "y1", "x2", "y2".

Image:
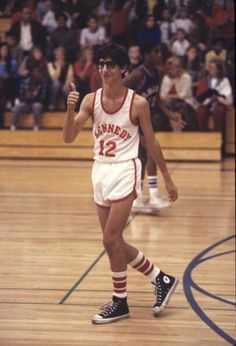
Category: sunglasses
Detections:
[{"x1": 96, "y1": 61, "x2": 117, "y2": 69}]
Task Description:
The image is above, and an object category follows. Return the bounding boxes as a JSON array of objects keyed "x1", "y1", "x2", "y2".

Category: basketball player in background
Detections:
[
  {"x1": 123, "y1": 43, "x2": 186, "y2": 212},
  {"x1": 63, "y1": 44, "x2": 178, "y2": 324}
]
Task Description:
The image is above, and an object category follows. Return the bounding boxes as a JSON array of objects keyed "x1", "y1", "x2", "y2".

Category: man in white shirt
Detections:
[{"x1": 80, "y1": 15, "x2": 106, "y2": 50}]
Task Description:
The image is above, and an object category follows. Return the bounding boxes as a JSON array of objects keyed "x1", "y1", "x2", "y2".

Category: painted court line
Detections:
[{"x1": 0, "y1": 192, "x2": 234, "y2": 201}]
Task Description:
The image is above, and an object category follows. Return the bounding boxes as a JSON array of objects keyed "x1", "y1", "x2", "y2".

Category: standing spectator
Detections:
[
  {"x1": 74, "y1": 48, "x2": 96, "y2": 99},
  {"x1": 172, "y1": 6, "x2": 194, "y2": 35},
  {"x1": 160, "y1": 57, "x2": 198, "y2": 131},
  {"x1": 80, "y1": 15, "x2": 106, "y2": 50},
  {"x1": 11, "y1": 66, "x2": 48, "y2": 131},
  {"x1": 159, "y1": 8, "x2": 175, "y2": 47},
  {"x1": 196, "y1": 59, "x2": 232, "y2": 133},
  {"x1": 171, "y1": 28, "x2": 190, "y2": 57},
  {"x1": 7, "y1": 7, "x2": 47, "y2": 55},
  {"x1": 48, "y1": 12, "x2": 77, "y2": 63},
  {"x1": 153, "y1": 0, "x2": 177, "y2": 20},
  {"x1": 137, "y1": 15, "x2": 161, "y2": 47},
  {"x1": 47, "y1": 47, "x2": 74, "y2": 110},
  {"x1": 110, "y1": 0, "x2": 134, "y2": 46},
  {"x1": 36, "y1": 0, "x2": 52, "y2": 22}
]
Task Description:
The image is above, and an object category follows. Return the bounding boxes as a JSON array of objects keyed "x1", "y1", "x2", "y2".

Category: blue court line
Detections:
[{"x1": 183, "y1": 234, "x2": 236, "y2": 345}]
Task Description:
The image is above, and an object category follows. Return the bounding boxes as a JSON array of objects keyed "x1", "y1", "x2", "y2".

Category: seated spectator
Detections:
[
  {"x1": 74, "y1": 48, "x2": 96, "y2": 99},
  {"x1": 11, "y1": 66, "x2": 48, "y2": 131},
  {"x1": 205, "y1": 39, "x2": 227, "y2": 68},
  {"x1": 137, "y1": 15, "x2": 161, "y2": 47},
  {"x1": 127, "y1": 45, "x2": 142, "y2": 73},
  {"x1": 0, "y1": 42, "x2": 18, "y2": 106},
  {"x1": 171, "y1": 28, "x2": 190, "y2": 57},
  {"x1": 48, "y1": 12, "x2": 77, "y2": 62},
  {"x1": 80, "y1": 15, "x2": 106, "y2": 51},
  {"x1": 18, "y1": 46, "x2": 48, "y2": 78},
  {"x1": 160, "y1": 57, "x2": 198, "y2": 131},
  {"x1": 196, "y1": 59, "x2": 232, "y2": 133},
  {"x1": 183, "y1": 46, "x2": 204, "y2": 91},
  {"x1": 5, "y1": 32, "x2": 24, "y2": 64},
  {"x1": 7, "y1": 6, "x2": 47, "y2": 55},
  {"x1": 47, "y1": 47, "x2": 74, "y2": 110},
  {"x1": 159, "y1": 8, "x2": 175, "y2": 47},
  {"x1": 172, "y1": 6, "x2": 194, "y2": 35}
]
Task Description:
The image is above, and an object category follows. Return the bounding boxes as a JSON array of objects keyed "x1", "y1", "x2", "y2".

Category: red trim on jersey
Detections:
[
  {"x1": 91, "y1": 90, "x2": 97, "y2": 123},
  {"x1": 95, "y1": 202, "x2": 110, "y2": 209},
  {"x1": 110, "y1": 158, "x2": 138, "y2": 203},
  {"x1": 101, "y1": 87, "x2": 129, "y2": 115},
  {"x1": 129, "y1": 91, "x2": 138, "y2": 126}
]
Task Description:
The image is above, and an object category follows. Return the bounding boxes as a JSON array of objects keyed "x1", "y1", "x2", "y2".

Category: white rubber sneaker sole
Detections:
[
  {"x1": 92, "y1": 313, "x2": 130, "y2": 324},
  {"x1": 152, "y1": 278, "x2": 179, "y2": 316}
]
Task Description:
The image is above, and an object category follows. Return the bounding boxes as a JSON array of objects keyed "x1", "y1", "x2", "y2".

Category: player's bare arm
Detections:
[
  {"x1": 132, "y1": 94, "x2": 178, "y2": 202},
  {"x1": 63, "y1": 83, "x2": 94, "y2": 143},
  {"x1": 123, "y1": 69, "x2": 144, "y2": 90}
]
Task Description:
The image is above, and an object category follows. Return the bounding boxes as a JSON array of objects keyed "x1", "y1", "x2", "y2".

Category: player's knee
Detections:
[{"x1": 103, "y1": 234, "x2": 121, "y2": 253}]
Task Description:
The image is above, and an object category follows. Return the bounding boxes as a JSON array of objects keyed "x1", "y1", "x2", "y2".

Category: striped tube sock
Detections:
[
  {"x1": 128, "y1": 251, "x2": 160, "y2": 283},
  {"x1": 148, "y1": 175, "x2": 158, "y2": 196},
  {"x1": 112, "y1": 271, "x2": 127, "y2": 298}
]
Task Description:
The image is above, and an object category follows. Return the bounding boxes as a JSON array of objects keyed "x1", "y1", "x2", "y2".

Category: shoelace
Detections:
[
  {"x1": 153, "y1": 279, "x2": 163, "y2": 304},
  {"x1": 100, "y1": 301, "x2": 113, "y2": 310},
  {"x1": 101, "y1": 301, "x2": 119, "y2": 317}
]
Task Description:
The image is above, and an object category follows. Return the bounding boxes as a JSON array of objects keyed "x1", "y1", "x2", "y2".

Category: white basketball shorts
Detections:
[{"x1": 92, "y1": 158, "x2": 141, "y2": 208}]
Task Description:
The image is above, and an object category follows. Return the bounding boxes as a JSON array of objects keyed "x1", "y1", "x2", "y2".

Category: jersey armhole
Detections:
[{"x1": 129, "y1": 91, "x2": 138, "y2": 126}]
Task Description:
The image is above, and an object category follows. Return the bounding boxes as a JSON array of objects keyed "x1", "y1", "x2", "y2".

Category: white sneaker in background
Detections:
[
  {"x1": 148, "y1": 193, "x2": 171, "y2": 209},
  {"x1": 10, "y1": 125, "x2": 16, "y2": 131},
  {"x1": 132, "y1": 194, "x2": 153, "y2": 213},
  {"x1": 33, "y1": 126, "x2": 39, "y2": 131}
]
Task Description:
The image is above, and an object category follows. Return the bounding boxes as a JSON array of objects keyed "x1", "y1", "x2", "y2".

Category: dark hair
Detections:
[
  {"x1": 140, "y1": 42, "x2": 160, "y2": 55},
  {"x1": 209, "y1": 59, "x2": 225, "y2": 79},
  {"x1": 94, "y1": 44, "x2": 130, "y2": 68}
]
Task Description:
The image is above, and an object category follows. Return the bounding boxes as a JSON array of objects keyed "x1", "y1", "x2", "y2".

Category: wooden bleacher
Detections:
[{"x1": 0, "y1": 109, "x2": 224, "y2": 161}]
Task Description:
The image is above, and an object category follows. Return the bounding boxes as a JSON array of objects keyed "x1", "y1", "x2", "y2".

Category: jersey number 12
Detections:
[{"x1": 99, "y1": 140, "x2": 116, "y2": 157}]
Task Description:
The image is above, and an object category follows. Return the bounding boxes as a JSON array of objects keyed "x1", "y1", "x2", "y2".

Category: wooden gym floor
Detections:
[{"x1": 0, "y1": 158, "x2": 235, "y2": 346}]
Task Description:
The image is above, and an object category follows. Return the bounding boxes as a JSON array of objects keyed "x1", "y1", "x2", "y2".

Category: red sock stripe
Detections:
[
  {"x1": 114, "y1": 288, "x2": 127, "y2": 293},
  {"x1": 144, "y1": 263, "x2": 154, "y2": 276},
  {"x1": 113, "y1": 281, "x2": 126, "y2": 289},
  {"x1": 138, "y1": 259, "x2": 151, "y2": 273},
  {"x1": 112, "y1": 276, "x2": 127, "y2": 282},
  {"x1": 133, "y1": 255, "x2": 145, "y2": 269}
]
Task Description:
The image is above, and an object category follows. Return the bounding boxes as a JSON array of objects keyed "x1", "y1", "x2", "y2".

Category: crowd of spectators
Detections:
[{"x1": 0, "y1": 0, "x2": 234, "y2": 139}]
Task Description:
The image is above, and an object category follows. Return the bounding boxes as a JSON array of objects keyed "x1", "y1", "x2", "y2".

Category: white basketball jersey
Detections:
[{"x1": 92, "y1": 88, "x2": 139, "y2": 163}]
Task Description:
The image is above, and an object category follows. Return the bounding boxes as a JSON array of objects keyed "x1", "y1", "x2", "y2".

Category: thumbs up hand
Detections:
[{"x1": 67, "y1": 82, "x2": 80, "y2": 110}]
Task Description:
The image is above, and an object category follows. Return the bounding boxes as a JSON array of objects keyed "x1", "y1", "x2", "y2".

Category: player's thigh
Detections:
[
  {"x1": 96, "y1": 205, "x2": 110, "y2": 233},
  {"x1": 104, "y1": 192, "x2": 134, "y2": 237}
]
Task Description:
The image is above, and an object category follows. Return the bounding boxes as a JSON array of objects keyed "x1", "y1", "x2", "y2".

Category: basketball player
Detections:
[
  {"x1": 123, "y1": 43, "x2": 186, "y2": 212},
  {"x1": 63, "y1": 44, "x2": 178, "y2": 324}
]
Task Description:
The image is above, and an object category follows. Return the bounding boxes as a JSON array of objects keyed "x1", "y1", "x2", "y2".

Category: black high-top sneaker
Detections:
[
  {"x1": 152, "y1": 271, "x2": 178, "y2": 316},
  {"x1": 92, "y1": 296, "x2": 130, "y2": 324}
]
